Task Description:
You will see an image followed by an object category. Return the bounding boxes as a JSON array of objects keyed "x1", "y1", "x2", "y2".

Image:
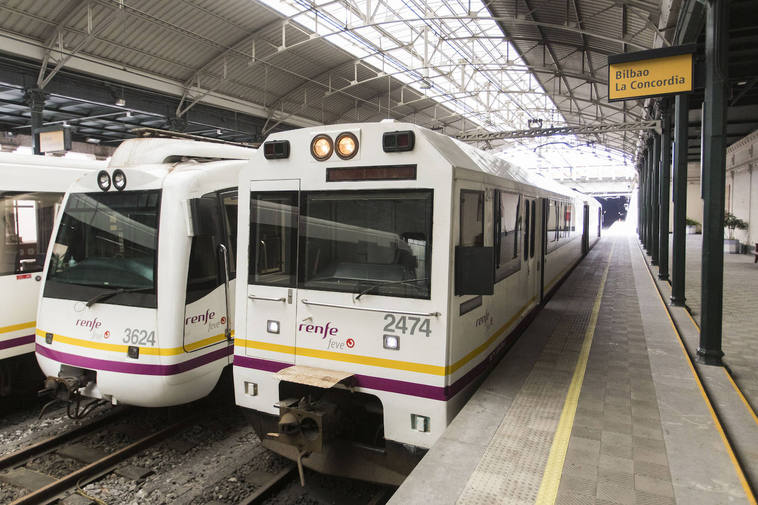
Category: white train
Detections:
[
  {"x1": 35, "y1": 139, "x2": 254, "y2": 410},
  {"x1": 233, "y1": 122, "x2": 601, "y2": 484},
  {"x1": 1, "y1": 153, "x2": 105, "y2": 396}
]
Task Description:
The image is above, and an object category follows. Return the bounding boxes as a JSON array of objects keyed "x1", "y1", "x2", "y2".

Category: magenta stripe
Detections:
[
  {"x1": 0, "y1": 333, "x2": 35, "y2": 351},
  {"x1": 233, "y1": 314, "x2": 529, "y2": 401},
  {"x1": 36, "y1": 343, "x2": 231, "y2": 376},
  {"x1": 233, "y1": 355, "x2": 291, "y2": 373}
]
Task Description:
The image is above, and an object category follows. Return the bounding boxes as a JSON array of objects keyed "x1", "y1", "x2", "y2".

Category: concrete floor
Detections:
[{"x1": 664, "y1": 233, "x2": 758, "y2": 411}]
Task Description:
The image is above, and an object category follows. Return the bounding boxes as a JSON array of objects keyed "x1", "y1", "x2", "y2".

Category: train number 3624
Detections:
[
  {"x1": 383, "y1": 314, "x2": 431, "y2": 337},
  {"x1": 122, "y1": 328, "x2": 156, "y2": 346}
]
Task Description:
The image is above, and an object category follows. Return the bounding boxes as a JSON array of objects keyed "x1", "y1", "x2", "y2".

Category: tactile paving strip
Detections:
[{"x1": 456, "y1": 244, "x2": 610, "y2": 505}]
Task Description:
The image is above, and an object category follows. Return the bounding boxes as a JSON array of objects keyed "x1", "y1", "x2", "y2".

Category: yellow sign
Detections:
[{"x1": 608, "y1": 52, "x2": 693, "y2": 101}]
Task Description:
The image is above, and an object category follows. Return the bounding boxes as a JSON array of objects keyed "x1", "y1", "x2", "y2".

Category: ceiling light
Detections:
[
  {"x1": 115, "y1": 97, "x2": 126, "y2": 107},
  {"x1": 86, "y1": 137, "x2": 101, "y2": 144},
  {"x1": 216, "y1": 129, "x2": 222, "y2": 135}
]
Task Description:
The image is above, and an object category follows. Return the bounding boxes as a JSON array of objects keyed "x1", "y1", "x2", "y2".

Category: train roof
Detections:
[
  {"x1": 109, "y1": 138, "x2": 256, "y2": 168},
  {"x1": 0, "y1": 152, "x2": 106, "y2": 193}
]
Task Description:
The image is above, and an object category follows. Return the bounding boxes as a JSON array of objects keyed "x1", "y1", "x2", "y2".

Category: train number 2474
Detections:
[{"x1": 383, "y1": 314, "x2": 431, "y2": 337}]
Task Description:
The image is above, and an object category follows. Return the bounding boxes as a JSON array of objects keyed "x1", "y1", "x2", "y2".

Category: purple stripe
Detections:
[
  {"x1": 36, "y1": 343, "x2": 232, "y2": 376},
  {"x1": 0, "y1": 333, "x2": 35, "y2": 351},
  {"x1": 233, "y1": 355, "x2": 291, "y2": 373},
  {"x1": 353, "y1": 374, "x2": 447, "y2": 400},
  {"x1": 233, "y1": 309, "x2": 533, "y2": 401}
]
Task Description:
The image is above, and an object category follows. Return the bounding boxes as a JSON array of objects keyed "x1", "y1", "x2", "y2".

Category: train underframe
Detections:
[{"x1": 247, "y1": 381, "x2": 425, "y2": 486}]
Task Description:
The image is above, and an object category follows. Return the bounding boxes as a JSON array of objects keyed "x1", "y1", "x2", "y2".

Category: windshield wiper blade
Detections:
[
  {"x1": 85, "y1": 287, "x2": 153, "y2": 307},
  {"x1": 355, "y1": 278, "x2": 428, "y2": 300}
]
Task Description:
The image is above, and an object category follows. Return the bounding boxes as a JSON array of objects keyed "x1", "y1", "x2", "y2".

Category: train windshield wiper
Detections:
[
  {"x1": 354, "y1": 278, "x2": 428, "y2": 300},
  {"x1": 85, "y1": 286, "x2": 154, "y2": 307}
]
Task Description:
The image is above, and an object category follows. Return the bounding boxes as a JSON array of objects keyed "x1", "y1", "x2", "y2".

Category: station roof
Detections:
[{"x1": 0, "y1": 0, "x2": 755, "y2": 177}]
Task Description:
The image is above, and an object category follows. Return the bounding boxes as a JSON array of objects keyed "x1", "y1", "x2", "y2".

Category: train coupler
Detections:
[{"x1": 37, "y1": 371, "x2": 105, "y2": 419}]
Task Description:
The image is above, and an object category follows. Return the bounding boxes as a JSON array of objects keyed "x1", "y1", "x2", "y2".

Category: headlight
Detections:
[
  {"x1": 112, "y1": 169, "x2": 127, "y2": 191},
  {"x1": 97, "y1": 170, "x2": 111, "y2": 191},
  {"x1": 311, "y1": 134, "x2": 333, "y2": 161},
  {"x1": 335, "y1": 132, "x2": 358, "y2": 160},
  {"x1": 383, "y1": 334, "x2": 400, "y2": 350}
]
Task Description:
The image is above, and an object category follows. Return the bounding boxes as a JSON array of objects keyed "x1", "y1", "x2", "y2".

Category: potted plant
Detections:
[
  {"x1": 686, "y1": 218, "x2": 701, "y2": 234},
  {"x1": 724, "y1": 212, "x2": 748, "y2": 254}
]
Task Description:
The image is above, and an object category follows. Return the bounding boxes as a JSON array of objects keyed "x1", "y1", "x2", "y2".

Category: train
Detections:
[
  {"x1": 1, "y1": 153, "x2": 105, "y2": 396},
  {"x1": 34, "y1": 138, "x2": 254, "y2": 412},
  {"x1": 232, "y1": 121, "x2": 601, "y2": 484}
]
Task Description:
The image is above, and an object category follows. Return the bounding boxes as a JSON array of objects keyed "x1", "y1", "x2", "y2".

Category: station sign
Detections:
[
  {"x1": 37, "y1": 125, "x2": 72, "y2": 153},
  {"x1": 608, "y1": 45, "x2": 695, "y2": 102}
]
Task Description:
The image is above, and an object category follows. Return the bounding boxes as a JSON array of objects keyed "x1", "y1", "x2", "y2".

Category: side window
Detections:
[
  {"x1": 460, "y1": 190, "x2": 484, "y2": 247},
  {"x1": 530, "y1": 200, "x2": 536, "y2": 258},
  {"x1": 547, "y1": 200, "x2": 558, "y2": 243},
  {"x1": 186, "y1": 194, "x2": 223, "y2": 304},
  {"x1": 249, "y1": 191, "x2": 298, "y2": 288},
  {"x1": 523, "y1": 199, "x2": 530, "y2": 260},
  {"x1": 493, "y1": 190, "x2": 521, "y2": 281},
  {"x1": 221, "y1": 191, "x2": 238, "y2": 278},
  {"x1": 1, "y1": 192, "x2": 62, "y2": 276}
]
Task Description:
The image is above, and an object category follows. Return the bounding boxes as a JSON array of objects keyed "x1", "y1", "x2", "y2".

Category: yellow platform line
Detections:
[
  {"x1": 641, "y1": 244, "x2": 757, "y2": 505},
  {"x1": 668, "y1": 275, "x2": 758, "y2": 428},
  {"x1": 535, "y1": 242, "x2": 614, "y2": 505},
  {"x1": 1, "y1": 321, "x2": 36, "y2": 334}
]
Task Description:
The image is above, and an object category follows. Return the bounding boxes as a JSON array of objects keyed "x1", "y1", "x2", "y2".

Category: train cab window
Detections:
[
  {"x1": 300, "y1": 189, "x2": 433, "y2": 299},
  {"x1": 1, "y1": 192, "x2": 62, "y2": 276},
  {"x1": 493, "y1": 190, "x2": 521, "y2": 281},
  {"x1": 460, "y1": 190, "x2": 484, "y2": 247},
  {"x1": 249, "y1": 191, "x2": 298, "y2": 288},
  {"x1": 44, "y1": 190, "x2": 160, "y2": 308}
]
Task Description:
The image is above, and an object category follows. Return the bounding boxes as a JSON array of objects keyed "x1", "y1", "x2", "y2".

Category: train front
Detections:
[
  {"x1": 234, "y1": 123, "x2": 453, "y2": 485},
  {"x1": 34, "y1": 148, "x2": 239, "y2": 410}
]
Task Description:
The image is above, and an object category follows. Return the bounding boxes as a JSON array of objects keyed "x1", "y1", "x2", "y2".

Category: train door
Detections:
[
  {"x1": 523, "y1": 197, "x2": 540, "y2": 304},
  {"x1": 245, "y1": 180, "x2": 300, "y2": 365},
  {"x1": 184, "y1": 190, "x2": 235, "y2": 358},
  {"x1": 582, "y1": 203, "x2": 590, "y2": 254}
]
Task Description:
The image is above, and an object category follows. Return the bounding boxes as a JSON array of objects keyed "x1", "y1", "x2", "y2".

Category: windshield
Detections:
[
  {"x1": 249, "y1": 189, "x2": 433, "y2": 299},
  {"x1": 44, "y1": 190, "x2": 160, "y2": 308}
]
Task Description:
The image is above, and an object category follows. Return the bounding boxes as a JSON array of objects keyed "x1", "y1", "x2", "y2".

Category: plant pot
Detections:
[
  {"x1": 724, "y1": 238, "x2": 740, "y2": 254},
  {"x1": 686, "y1": 225, "x2": 700, "y2": 234}
]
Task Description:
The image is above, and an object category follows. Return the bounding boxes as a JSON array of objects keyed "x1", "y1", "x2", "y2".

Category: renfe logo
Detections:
[
  {"x1": 185, "y1": 309, "x2": 216, "y2": 326},
  {"x1": 298, "y1": 322, "x2": 338, "y2": 339},
  {"x1": 76, "y1": 317, "x2": 102, "y2": 332}
]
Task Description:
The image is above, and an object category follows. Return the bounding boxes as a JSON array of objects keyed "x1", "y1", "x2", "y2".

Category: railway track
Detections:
[{"x1": 0, "y1": 408, "x2": 195, "y2": 505}]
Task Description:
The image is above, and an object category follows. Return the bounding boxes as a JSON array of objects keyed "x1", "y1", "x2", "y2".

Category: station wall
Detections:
[{"x1": 725, "y1": 129, "x2": 758, "y2": 246}]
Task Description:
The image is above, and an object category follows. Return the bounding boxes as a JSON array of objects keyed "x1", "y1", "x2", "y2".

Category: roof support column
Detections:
[
  {"x1": 671, "y1": 93, "x2": 689, "y2": 306},
  {"x1": 24, "y1": 88, "x2": 46, "y2": 155},
  {"x1": 698, "y1": 0, "x2": 728, "y2": 366},
  {"x1": 638, "y1": 162, "x2": 645, "y2": 244},
  {"x1": 647, "y1": 153, "x2": 653, "y2": 249},
  {"x1": 651, "y1": 134, "x2": 661, "y2": 266},
  {"x1": 658, "y1": 100, "x2": 672, "y2": 280}
]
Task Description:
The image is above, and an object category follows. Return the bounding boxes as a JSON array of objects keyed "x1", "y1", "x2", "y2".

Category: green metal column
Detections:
[
  {"x1": 23, "y1": 88, "x2": 45, "y2": 155},
  {"x1": 646, "y1": 141, "x2": 654, "y2": 253},
  {"x1": 639, "y1": 162, "x2": 645, "y2": 243},
  {"x1": 698, "y1": 0, "x2": 728, "y2": 365},
  {"x1": 671, "y1": 93, "x2": 689, "y2": 305},
  {"x1": 659, "y1": 101, "x2": 672, "y2": 280},
  {"x1": 651, "y1": 133, "x2": 661, "y2": 266}
]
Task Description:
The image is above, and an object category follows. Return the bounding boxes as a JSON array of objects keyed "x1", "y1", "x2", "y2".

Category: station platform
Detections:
[{"x1": 389, "y1": 229, "x2": 758, "y2": 505}]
